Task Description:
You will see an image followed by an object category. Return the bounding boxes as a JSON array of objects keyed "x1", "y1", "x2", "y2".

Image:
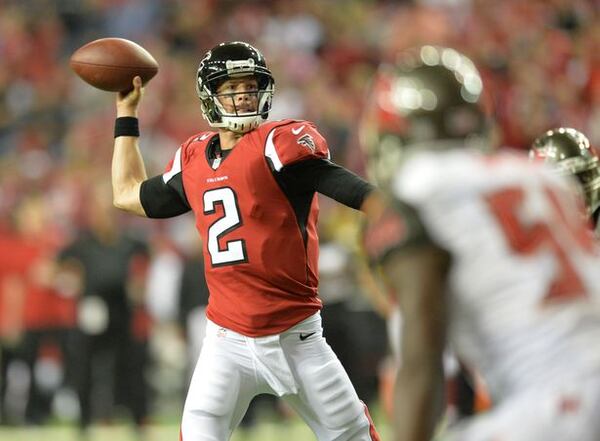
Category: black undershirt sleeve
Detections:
[
  {"x1": 279, "y1": 158, "x2": 376, "y2": 209},
  {"x1": 140, "y1": 174, "x2": 191, "y2": 218}
]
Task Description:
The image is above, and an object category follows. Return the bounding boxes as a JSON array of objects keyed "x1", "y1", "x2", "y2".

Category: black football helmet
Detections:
[
  {"x1": 196, "y1": 41, "x2": 275, "y2": 133},
  {"x1": 531, "y1": 127, "x2": 600, "y2": 218},
  {"x1": 360, "y1": 45, "x2": 489, "y2": 186}
]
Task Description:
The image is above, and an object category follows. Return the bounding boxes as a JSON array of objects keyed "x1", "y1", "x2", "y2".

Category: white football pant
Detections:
[{"x1": 180, "y1": 312, "x2": 380, "y2": 441}]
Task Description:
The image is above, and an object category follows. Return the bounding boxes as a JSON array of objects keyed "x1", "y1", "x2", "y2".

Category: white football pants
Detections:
[
  {"x1": 439, "y1": 374, "x2": 600, "y2": 441},
  {"x1": 180, "y1": 311, "x2": 380, "y2": 441}
]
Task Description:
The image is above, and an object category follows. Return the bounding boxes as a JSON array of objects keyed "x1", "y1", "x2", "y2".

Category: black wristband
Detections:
[{"x1": 114, "y1": 116, "x2": 140, "y2": 138}]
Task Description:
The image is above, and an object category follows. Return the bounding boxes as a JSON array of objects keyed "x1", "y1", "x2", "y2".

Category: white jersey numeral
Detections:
[{"x1": 203, "y1": 187, "x2": 247, "y2": 266}]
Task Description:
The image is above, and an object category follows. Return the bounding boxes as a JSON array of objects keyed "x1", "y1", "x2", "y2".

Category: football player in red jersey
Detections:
[{"x1": 110, "y1": 41, "x2": 381, "y2": 440}]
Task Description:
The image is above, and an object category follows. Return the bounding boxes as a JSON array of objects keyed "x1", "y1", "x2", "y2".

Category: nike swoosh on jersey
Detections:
[{"x1": 291, "y1": 125, "x2": 305, "y2": 135}]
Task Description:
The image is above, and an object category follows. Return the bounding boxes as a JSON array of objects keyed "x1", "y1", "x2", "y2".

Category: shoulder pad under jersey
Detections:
[{"x1": 263, "y1": 120, "x2": 330, "y2": 172}]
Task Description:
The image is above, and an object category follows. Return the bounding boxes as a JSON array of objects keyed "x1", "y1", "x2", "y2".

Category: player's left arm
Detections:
[
  {"x1": 283, "y1": 158, "x2": 379, "y2": 210},
  {"x1": 112, "y1": 76, "x2": 148, "y2": 217},
  {"x1": 363, "y1": 202, "x2": 450, "y2": 441},
  {"x1": 385, "y1": 245, "x2": 450, "y2": 441},
  {"x1": 269, "y1": 121, "x2": 383, "y2": 213}
]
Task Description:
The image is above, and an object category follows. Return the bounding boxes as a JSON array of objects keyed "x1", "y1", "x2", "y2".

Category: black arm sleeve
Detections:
[
  {"x1": 140, "y1": 175, "x2": 191, "y2": 219},
  {"x1": 279, "y1": 158, "x2": 376, "y2": 209}
]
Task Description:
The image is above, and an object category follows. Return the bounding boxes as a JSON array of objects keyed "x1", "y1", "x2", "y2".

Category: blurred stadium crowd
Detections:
[{"x1": 0, "y1": 0, "x2": 598, "y2": 434}]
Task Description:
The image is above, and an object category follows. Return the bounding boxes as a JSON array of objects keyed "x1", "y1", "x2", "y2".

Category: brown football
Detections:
[{"x1": 70, "y1": 38, "x2": 158, "y2": 92}]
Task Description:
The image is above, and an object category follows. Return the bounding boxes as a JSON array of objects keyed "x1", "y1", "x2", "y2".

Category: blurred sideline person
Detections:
[
  {"x1": 57, "y1": 181, "x2": 151, "y2": 438},
  {"x1": 530, "y1": 127, "x2": 600, "y2": 232},
  {"x1": 177, "y1": 234, "x2": 209, "y2": 384},
  {"x1": 360, "y1": 45, "x2": 600, "y2": 441},
  {"x1": 0, "y1": 195, "x2": 76, "y2": 425},
  {"x1": 109, "y1": 41, "x2": 381, "y2": 440},
  {"x1": 318, "y1": 233, "x2": 387, "y2": 405}
]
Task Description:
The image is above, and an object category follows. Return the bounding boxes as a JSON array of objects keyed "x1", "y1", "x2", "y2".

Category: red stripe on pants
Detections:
[{"x1": 361, "y1": 400, "x2": 381, "y2": 441}]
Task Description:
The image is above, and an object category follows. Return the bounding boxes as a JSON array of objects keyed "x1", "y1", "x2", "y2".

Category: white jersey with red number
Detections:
[{"x1": 391, "y1": 148, "x2": 600, "y2": 401}]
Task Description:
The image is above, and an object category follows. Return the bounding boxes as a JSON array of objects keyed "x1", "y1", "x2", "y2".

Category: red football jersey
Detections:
[{"x1": 163, "y1": 120, "x2": 331, "y2": 336}]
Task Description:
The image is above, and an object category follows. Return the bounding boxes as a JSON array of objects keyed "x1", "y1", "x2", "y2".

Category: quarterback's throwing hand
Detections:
[{"x1": 116, "y1": 76, "x2": 143, "y2": 116}]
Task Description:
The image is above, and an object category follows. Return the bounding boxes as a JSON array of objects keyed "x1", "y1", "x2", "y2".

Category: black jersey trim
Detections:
[
  {"x1": 264, "y1": 158, "x2": 375, "y2": 247},
  {"x1": 205, "y1": 135, "x2": 233, "y2": 169},
  {"x1": 268, "y1": 168, "x2": 315, "y2": 246}
]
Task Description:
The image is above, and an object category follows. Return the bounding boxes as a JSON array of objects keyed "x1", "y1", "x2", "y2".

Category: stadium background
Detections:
[{"x1": 0, "y1": 0, "x2": 597, "y2": 440}]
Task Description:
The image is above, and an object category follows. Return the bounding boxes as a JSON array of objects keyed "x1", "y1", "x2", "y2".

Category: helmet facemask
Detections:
[
  {"x1": 531, "y1": 128, "x2": 600, "y2": 217},
  {"x1": 573, "y1": 162, "x2": 600, "y2": 216}
]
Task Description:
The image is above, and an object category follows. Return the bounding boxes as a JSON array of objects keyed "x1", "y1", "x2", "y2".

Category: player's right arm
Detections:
[
  {"x1": 112, "y1": 76, "x2": 191, "y2": 219},
  {"x1": 112, "y1": 76, "x2": 147, "y2": 216}
]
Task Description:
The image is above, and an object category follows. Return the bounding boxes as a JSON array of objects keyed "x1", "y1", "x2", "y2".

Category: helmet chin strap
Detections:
[
  {"x1": 208, "y1": 93, "x2": 270, "y2": 133},
  {"x1": 223, "y1": 114, "x2": 262, "y2": 133}
]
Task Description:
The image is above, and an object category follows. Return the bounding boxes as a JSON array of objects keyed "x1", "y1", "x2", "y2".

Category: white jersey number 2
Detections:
[{"x1": 203, "y1": 187, "x2": 247, "y2": 267}]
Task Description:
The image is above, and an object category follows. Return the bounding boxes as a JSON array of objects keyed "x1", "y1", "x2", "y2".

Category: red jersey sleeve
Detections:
[{"x1": 265, "y1": 121, "x2": 330, "y2": 171}]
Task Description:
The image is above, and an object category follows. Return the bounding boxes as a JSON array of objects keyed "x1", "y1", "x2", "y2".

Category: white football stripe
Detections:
[
  {"x1": 162, "y1": 147, "x2": 182, "y2": 183},
  {"x1": 265, "y1": 129, "x2": 283, "y2": 172}
]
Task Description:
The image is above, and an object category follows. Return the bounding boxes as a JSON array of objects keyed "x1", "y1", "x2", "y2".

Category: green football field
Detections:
[
  {"x1": 0, "y1": 421, "x2": 392, "y2": 441},
  {"x1": 0, "y1": 415, "x2": 392, "y2": 441}
]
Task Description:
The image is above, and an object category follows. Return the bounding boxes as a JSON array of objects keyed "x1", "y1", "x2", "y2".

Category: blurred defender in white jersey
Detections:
[{"x1": 360, "y1": 45, "x2": 600, "y2": 441}]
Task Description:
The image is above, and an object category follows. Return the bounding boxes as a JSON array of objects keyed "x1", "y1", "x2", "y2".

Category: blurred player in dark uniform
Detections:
[
  {"x1": 109, "y1": 41, "x2": 381, "y2": 440},
  {"x1": 361, "y1": 46, "x2": 600, "y2": 441},
  {"x1": 530, "y1": 128, "x2": 600, "y2": 231},
  {"x1": 57, "y1": 182, "x2": 150, "y2": 437}
]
